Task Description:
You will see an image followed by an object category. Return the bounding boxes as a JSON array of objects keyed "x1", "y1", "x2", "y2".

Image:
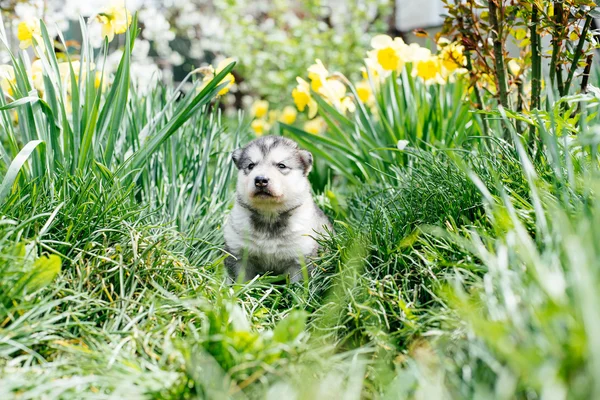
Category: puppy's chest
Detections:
[{"x1": 233, "y1": 216, "x2": 317, "y2": 258}]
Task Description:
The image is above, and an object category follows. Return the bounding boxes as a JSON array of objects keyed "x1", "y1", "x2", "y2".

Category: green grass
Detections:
[{"x1": 2, "y1": 11, "x2": 600, "y2": 400}]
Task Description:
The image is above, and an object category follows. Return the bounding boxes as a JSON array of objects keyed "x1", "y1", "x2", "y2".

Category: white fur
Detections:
[
  {"x1": 224, "y1": 199, "x2": 324, "y2": 264},
  {"x1": 224, "y1": 137, "x2": 331, "y2": 282}
]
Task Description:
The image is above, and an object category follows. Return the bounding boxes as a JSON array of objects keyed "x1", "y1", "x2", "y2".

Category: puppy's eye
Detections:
[
  {"x1": 247, "y1": 163, "x2": 255, "y2": 170},
  {"x1": 277, "y1": 163, "x2": 287, "y2": 169}
]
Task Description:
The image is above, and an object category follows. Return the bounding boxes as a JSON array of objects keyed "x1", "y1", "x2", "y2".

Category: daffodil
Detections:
[
  {"x1": 96, "y1": 4, "x2": 132, "y2": 43},
  {"x1": 251, "y1": 99, "x2": 269, "y2": 118},
  {"x1": 268, "y1": 110, "x2": 280, "y2": 125},
  {"x1": 438, "y1": 40, "x2": 466, "y2": 73},
  {"x1": 362, "y1": 56, "x2": 382, "y2": 82},
  {"x1": 279, "y1": 106, "x2": 297, "y2": 124},
  {"x1": 57, "y1": 61, "x2": 81, "y2": 84},
  {"x1": 307, "y1": 59, "x2": 329, "y2": 92},
  {"x1": 94, "y1": 71, "x2": 105, "y2": 90},
  {"x1": 355, "y1": 80, "x2": 372, "y2": 103},
  {"x1": 340, "y1": 96, "x2": 356, "y2": 114},
  {"x1": 17, "y1": 19, "x2": 43, "y2": 50},
  {"x1": 403, "y1": 43, "x2": 431, "y2": 64},
  {"x1": 318, "y1": 77, "x2": 346, "y2": 106},
  {"x1": 30, "y1": 60, "x2": 45, "y2": 94},
  {"x1": 377, "y1": 47, "x2": 400, "y2": 71},
  {"x1": 215, "y1": 58, "x2": 235, "y2": 95},
  {"x1": 303, "y1": 117, "x2": 326, "y2": 135},
  {"x1": 414, "y1": 55, "x2": 443, "y2": 83},
  {"x1": 0, "y1": 65, "x2": 16, "y2": 96},
  {"x1": 199, "y1": 58, "x2": 236, "y2": 96},
  {"x1": 251, "y1": 119, "x2": 269, "y2": 136},
  {"x1": 292, "y1": 77, "x2": 317, "y2": 118},
  {"x1": 369, "y1": 35, "x2": 407, "y2": 72}
]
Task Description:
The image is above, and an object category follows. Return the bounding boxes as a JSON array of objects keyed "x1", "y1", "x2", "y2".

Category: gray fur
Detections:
[{"x1": 224, "y1": 136, "x2": 332, "y2": 282}]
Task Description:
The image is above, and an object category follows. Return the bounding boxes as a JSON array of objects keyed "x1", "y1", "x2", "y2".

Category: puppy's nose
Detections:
[{"x1": 254, "y1": 176, "x2": 269, "y2": 187}]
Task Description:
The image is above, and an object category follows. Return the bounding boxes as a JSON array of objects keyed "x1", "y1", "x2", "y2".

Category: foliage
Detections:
[
  {"x1": 269, "y1": 35, "x2": 492, "y2": 186},
  {"x1": 2, "y1": 2, "x2": 600, "y2": 400},
  {"x1": 441, "y1": 0, "x2": 599, "y2": 112},
  {"x1": 215, "y1": 0, "x2": 393, "y2": 105}
]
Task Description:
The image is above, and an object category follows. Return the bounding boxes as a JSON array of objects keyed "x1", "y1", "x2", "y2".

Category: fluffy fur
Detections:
[{"x1": 224, "y1": 136, "x2": 332, "y2": 282}]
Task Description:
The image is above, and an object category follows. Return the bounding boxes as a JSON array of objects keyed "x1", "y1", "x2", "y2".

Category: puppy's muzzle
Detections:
[{"x1": 254, "y1": 176, "x2": 269, "y2": 188}]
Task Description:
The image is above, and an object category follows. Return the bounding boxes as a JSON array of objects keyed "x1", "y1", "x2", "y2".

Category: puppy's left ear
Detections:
[
  {"x1": 298, "y1": 150, "x2": 313, "y2": 175},
  {"x1": 232, "y1": 148, "x2": 243, "y2": 169}
]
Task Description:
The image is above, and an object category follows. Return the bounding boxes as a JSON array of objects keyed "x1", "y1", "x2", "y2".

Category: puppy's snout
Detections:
[{"x1": 254, "y1": 176, "x2": 269, "y2": 188}]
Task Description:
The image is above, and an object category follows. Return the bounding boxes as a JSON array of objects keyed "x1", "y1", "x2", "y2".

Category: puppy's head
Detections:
[{"x1": 232, "y1": 136, "x2": 313, "y2": 211}]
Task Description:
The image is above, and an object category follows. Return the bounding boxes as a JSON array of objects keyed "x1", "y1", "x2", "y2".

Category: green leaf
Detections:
[
  {"x1": 0, "y1": 96, "x2": 40, "y2": 111},
  {"x1": 119, "y1": 62, "x2": 236, "y2": 177},
  {"x1": 273, "y1": 310, "x2": 308, "y2": 343},
  {"x1": 0, "y1": 140, "x2": 44, "y2": 204},
  {"x1": 16, "y1": 254, "x2": 62, "y2": 294}
]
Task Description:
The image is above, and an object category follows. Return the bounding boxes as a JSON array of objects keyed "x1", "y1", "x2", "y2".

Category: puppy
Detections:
[{"x1": 224, "y1": 136, "x2": 332, "y2": 282}]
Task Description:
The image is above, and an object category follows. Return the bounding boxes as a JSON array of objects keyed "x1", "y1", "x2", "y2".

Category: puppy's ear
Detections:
[
  {"x1": 232, "y1": 148, "x2": 243, "y2": 169},
  {"x1": 298, "y1": 150, "x2": 313, "y2": 175}
]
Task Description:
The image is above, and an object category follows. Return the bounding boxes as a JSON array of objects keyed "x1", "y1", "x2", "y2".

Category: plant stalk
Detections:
[
  {"x1": 550, "y1": 0, "x2": 565, "y2": 95},
  {"x1": 465, "y1": 51, "x2": 490, "y2": 135},
  {"x1": 581, "y1": 53, "x2": 594, "y2": 93},
  {"x1": 530, "y1": 3, "x2": 541, "y2": 111},
  {"x1": 564, "y1": 15, "x2": 593, "y2": 93},
  {"x1": 488, "y1": 0, "x2": 510, "y2": 111}
]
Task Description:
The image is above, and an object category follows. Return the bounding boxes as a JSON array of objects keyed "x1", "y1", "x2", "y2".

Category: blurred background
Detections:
[{"x1": 0, "y1": 0, "x2": 446, "y2": 113}]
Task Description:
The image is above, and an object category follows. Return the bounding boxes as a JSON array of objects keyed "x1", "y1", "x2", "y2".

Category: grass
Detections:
[{"x1": 2, "y1": 10, "x2": 600, "y2": 400}]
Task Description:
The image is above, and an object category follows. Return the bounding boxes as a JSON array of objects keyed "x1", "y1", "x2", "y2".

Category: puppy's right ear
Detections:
[{"x1": 232, "y1": 148, "x2": 243, "y2": 169}]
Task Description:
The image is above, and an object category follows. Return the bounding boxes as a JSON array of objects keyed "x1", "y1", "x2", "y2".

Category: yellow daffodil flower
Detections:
[
  {"x1": 377, "y1": 47, "x2": 400, "y2": 71},
  {"x1": 30, "y1": 60, "x2": 45, "y2": 94},
  {"x1": 308, "y1": 59, "x2": 329, "y2": 92},
  {"x1": 94, "y1": 71, "x2": 105, "y2": 89},
  {"x1": 355, "y1": 80, "x2": 372, "y2": 103},
  {"x1": 414, "y1": 55, "x2": 444, "y2": 84},
  {"x1": 438, "y1": 40, "x2": 467, "y2": 73},
  {"x1": 251, "y1": 119, "x2": 269, "y2": 136},
  {"x1": 251, "y1": 99, "x2": 269, "y2": 118},
  {"x1": 303, "y1": 117, "x2": 326, "y2": 135},
  {"x1": 215, "y1": 58, "x2": 235, "y2": 95},
  {"x1": 279, "y1": 106, "x2": 297, "y2": 124},
  {"x1": 292, "y1": 77, "x2": 317, "y2": 118},
  {"x1": 0, "y1": 65, "x2": 16, "y2": 96},
  {"x1": 318, "y1": 77, "x2": 346, "y2": 107},
  {"x1": 361, "y1": 56, "x2": 386, "y2": 89},
  {"x1": 17, "y1": 19, "x2": 43, "y2": 50},
  {"x1": 97, "y1": 5, "x2": 132, "y2": 43},
  {"x1": 198, "y1": 58, "x2": 236, "y2": 96},
  {"x1": 57, "y1": 61, "x2": 81, "y2": 83},
  {"x1": 403, "y1": 43, "x2": 431, "y2": 64},
  {"x1": 268, "y1": 110, "x2": 280, "y2": 125},
  {"x1": 369, "y1": 35, "x2": 407, "y2": 72},
  {"x1": 340, "y1": 96, "x2": 356, "y2": 114}
]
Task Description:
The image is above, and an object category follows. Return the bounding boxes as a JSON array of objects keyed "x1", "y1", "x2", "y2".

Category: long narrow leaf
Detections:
[{"x1": 0, "y1": 140, "x2": 44, "y2": 204}]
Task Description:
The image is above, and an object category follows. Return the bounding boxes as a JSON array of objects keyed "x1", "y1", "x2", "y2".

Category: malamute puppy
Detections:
[{"x1": 224, "y1": 136, "x2": 332, "y2": 282}]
